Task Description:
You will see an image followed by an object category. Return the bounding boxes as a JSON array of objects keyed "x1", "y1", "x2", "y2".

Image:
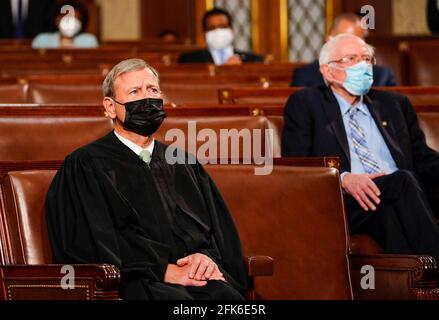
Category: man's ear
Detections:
[
  {"x1": 321, "y1": 64, "x2": 343, "y2": 87},
  {"x1": 103, "y1": 97, "x2": 116, "y2": 119},
  {"x1": 320, "y1": 64, "x2": 331, "y2": 80}
]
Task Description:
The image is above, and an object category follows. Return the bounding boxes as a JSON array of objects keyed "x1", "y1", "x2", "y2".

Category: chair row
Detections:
[
  {"x1": 0, "y1": 160, "x2": 437, "y2": 299},
  {"x1": 0, "y1": 82, "x2": 282, "y2": 105},
  {"x1": 0, "y1": 61, "x2": 300, "y2": 81},
  {"x1": 2, "y1": 82, "x2": 439, "y2": 106},
  {"x1": 0, "y1": 104, "x2": 439, "y2": 161},
  {"x1": 2, "y1": 37, "x2": 439, "y2": 85},
  {"x1": 368, "y1": 38, "x2": 439, "y2": 86},
  {"x1": 219, "y1": 86, "x2": 439, "y2": 106},
  {"x1": 0, "y1": 51, "x2": 181, "y2": 66}
]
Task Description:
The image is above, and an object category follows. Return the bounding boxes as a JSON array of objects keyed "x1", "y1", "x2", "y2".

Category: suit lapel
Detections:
[
  {"x1": 364, "y1": 94, "x2": 406, "y2": 168},
  {"x1": 322, "y1": 88, "x2": 351, "y2": 164},
  {"x1": 1, "y1": 0, "x2": 14, "y2": 36},
  {"x1": 203, "y1": 50, "x2": 215, "y2": 63}
]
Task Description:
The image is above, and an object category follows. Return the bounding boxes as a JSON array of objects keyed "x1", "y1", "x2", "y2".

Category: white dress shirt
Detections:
[
  {"x1": 209, "y1": 45, "x2": 234, "y2": 65},
  {"x1": 114, "y1": 131, "x2": 155, "y2": 157}
]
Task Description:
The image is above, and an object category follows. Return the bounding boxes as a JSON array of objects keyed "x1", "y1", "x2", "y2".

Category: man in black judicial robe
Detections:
[{"x1": 45, "y1": 58, "x2": 247, "y2": 300}]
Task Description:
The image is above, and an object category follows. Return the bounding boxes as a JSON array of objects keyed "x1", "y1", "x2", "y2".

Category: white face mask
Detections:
[
  {"x1": 59, "y1": 15, "x2": 82, "y2": 38},
  {"x1": 205, "y1": 28, "x2": 234, "y2": 50}
]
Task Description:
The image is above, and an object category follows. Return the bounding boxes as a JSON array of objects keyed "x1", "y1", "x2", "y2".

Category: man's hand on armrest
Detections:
[{"x1": 341, "y1": 172, "x2": 385, "y2": 211}]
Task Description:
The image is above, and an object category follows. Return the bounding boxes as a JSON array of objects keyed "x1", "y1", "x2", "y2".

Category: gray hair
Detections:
[
  {"x1": 102, "y1": 58, "x2": 160, "y2": 98},
  {"x1": 319, "y1": 33, "x2": 375, "y2": 66}
]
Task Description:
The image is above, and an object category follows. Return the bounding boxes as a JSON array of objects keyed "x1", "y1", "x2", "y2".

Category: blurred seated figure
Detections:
[
  {"x1": 0, "y1": 0, "x2": 56, "y2": 39},
  {"x1": 178, "y1": 8, "x2": 263, "y2": 65},
  {"x1": 158, "y1": 29, "x2": 180, "y2": 43},
  {"x1": 32, "y1": 1, "x2": 98, "y2": 49},
  {"x1": 427, "y1": 0, "x2": 439, "y2": 33},
  {"x1": 291, "y1": 13, "x2": 397, "y2": 87}
]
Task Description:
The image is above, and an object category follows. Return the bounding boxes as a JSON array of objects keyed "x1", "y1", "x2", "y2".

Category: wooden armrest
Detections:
[
  {"x1": 244, "y1": 256, "x2": 274, "y2": 277},
  {"x1": 349, "y1": 254, "x2": 439, "y2": 300},
  {"x1": 0, "y1": 264, "x2": 120, "y2": 300},
  {"x1": 350, "y1": 254, "x2": 437, "y2": 281}
]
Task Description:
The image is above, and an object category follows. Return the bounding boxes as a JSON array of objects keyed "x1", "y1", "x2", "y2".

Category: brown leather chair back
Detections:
[
  {"x1": 379, "y1": 87, "x2": 439, "y2": 106},
  {"x1": 161, "y1": 83, "x2": 220, "y2": 104},
  {"x1": 373, "y1": 42, "x2": 404, "y2": 85},
  {"x1": 0, "y1": 84, "x2": 28, "y2": 103},
  {"x1": 0, "y1": 170, "x2": 56, "y2": 265},
  {"x1": 406, "y1": 42, "x2": 439, "y2": 86},
  {"x1": 155, "y1": 116, "x2": 270, "y2": 161},
  {"x1": 0, "y1": 115, "x2": 113, "y2": 160},
  {"x1": 266, "y1": 116, "x2": 284, "y2": 158},
  {"x1": 29, "y1": 83, "x2": 102, "y2": 104},
  {"x1": 418, "y1": 112, "x2": 439, "y2": 152},
  {"x1": 219, "y1": 87, "x2": 296, "y2": 105},
  {"x1": 206, "y1": 165, "x2": 353, "y2": 299}
]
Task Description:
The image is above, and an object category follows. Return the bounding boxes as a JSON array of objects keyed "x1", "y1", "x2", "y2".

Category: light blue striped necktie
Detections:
[
  {"x1": 348, "y1": 106, "x2": 381, "y2": 174},
  {"x1": 218, "y1": 49, "x2": 226, "y2": 65}
]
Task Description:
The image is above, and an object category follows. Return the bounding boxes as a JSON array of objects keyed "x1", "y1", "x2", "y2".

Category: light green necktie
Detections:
[{"x1": 139, "y1": 149, "x2": 152, "y2": 166}]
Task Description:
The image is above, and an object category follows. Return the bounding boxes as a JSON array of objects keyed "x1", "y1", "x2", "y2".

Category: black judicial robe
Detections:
[{"x1": 45, "y1": 131, "x2": 247, "y2": 299}]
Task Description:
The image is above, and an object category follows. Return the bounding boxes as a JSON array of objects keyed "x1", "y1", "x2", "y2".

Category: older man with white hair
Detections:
[
  {"x1": 282, "y1": 33, "x2": 439, "y2": 256},
  {"x1": 290, "y1": 13, "x2": 396, "y2": 87}
]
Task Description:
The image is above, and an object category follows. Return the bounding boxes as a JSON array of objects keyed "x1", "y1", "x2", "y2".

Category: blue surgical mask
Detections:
[{"x1": 342, "y1": 61, "x2": 374, "y2": 96}]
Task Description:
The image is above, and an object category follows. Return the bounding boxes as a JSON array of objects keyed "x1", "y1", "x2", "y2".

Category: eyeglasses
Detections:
[{"x1": 327, "y1": 54, "x2": 376, "y2": 66}]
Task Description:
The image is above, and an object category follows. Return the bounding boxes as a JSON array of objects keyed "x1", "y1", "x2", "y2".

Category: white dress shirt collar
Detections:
[
  {"x1": 209, "y1": 45, "x2": 234, "y2": 65},
  {"x1": 113, "y1": 131, "x2": 155, "y2": 156}
]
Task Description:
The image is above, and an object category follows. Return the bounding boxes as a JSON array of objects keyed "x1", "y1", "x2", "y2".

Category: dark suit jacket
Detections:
[
  {"x1": 0, "y1": 0, "x2": 55, "y2": 39},
  {"x1": 281, "y1": 85, "x2": 439, "y2": 183},
  {"x1": 428, "y1": 0, "x2": 439, "y2": 33},
  {"x1": 178, "y1": 49, "x2": 264, "y2": 64},
  {"x1": 290, "y1": 60, "x2": 397, "y2": 87}
]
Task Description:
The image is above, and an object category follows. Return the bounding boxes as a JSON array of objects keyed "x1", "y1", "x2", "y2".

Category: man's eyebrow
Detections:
[{"x1": 127, "y1": 86, "x2": 141, "y2": 91}]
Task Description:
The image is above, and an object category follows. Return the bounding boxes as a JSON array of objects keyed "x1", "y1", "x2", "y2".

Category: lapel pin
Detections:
[{"x1": 382, "y1": 121, "x2": 388, "y2": 127}]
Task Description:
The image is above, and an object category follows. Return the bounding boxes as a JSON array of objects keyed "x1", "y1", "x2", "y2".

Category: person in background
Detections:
[
  {"x1": 32, "y1": 1, "x2": 98, "y2": 49},
  {"x1": 0, "y1": 0, "x2": 56, "y2": 39},
  {"x1": 158, "y1": 29, "x2": 180, "y2": 44},
  {"x1": 291, "y1": 12, "x2": 397, "y2": 87},
  {"x1": 178, "y1": 8, "x2": 263, "y2": 65}
]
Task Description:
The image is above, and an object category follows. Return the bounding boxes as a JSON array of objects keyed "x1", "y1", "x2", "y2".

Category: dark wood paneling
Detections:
[
  {"x1": 335, "y1": 0, "x2": 393, "y2": 35},
  {"x1": 255, "y1": 0, "x2": 286, "y2": 61},
  {"x1": 141, "y1": 0, "x2": 195, "y2": 43}
]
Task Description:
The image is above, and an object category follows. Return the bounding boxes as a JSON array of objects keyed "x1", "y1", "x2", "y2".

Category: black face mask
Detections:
[{"x1": 114, "y1": 98, "x2": 166, "y2": 137}]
